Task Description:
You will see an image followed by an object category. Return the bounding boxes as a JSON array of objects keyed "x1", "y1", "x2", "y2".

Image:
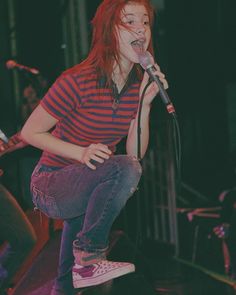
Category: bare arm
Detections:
[
  {"x1": 21, "y1": 105, "x2": 111, "y2": 170},
  {"x1": 126, "y1": 105, "x2": 151, "y2": 159},
  {"x1": 126, "y1": 65, "x2": 168, "y2": 159}
]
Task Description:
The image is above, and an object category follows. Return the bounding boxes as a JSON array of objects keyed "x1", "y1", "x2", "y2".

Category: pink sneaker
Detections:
[{"x1": 72, "y1": 260, "x2": 135, "y2": 288}]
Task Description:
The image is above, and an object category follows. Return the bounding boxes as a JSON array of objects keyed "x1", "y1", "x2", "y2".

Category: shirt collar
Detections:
[{"x1": 98, "y1": 66, "x2": 139, "y2": 89}]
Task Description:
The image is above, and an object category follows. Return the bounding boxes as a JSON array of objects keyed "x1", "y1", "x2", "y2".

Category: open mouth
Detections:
[{"x1": 131, "y1": 39, "x2": 146, "y2": 54}]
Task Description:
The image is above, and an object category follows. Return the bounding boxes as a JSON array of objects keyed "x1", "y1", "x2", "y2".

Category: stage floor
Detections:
[{"x1": 10, "y1": 228, "x2": 236, "y2": 295}]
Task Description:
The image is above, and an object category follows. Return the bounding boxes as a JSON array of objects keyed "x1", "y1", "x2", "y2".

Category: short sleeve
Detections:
[{"x1": 40, "y1": 74, "x2": 81, "y2": 120}]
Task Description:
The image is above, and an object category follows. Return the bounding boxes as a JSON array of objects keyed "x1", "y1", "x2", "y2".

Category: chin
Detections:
[{"x1": 129, "y1": 53, "x2": 140, "y2": 64}]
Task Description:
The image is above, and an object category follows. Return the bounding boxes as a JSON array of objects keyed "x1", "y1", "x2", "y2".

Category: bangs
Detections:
[{"x1": 67, "y1": 0, "x2": 155, "y2": 84}]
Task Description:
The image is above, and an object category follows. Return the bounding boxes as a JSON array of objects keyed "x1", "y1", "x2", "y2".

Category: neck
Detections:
[{"x1": 112, "y1": 62, "x2": 133, "y2": 91}]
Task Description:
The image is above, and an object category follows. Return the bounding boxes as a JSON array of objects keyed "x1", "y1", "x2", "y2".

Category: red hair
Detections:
[{"x1": 65, "y1": 0, "x2": 155, "y2": 84}]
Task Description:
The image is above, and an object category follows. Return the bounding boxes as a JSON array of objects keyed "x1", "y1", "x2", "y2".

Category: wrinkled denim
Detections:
[{"x1": 31, "y1": 155, "x2": 142, "y2": 294}]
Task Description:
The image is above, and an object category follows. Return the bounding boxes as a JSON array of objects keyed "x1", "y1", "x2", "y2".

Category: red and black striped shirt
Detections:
[{"x1": 39, "y1": 67, "x2": 141, "y2": 168}]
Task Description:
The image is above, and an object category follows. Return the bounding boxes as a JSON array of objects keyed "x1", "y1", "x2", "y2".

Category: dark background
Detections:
[{"x1": 0, "y1": 0, "x2": 236, "y2": 203}]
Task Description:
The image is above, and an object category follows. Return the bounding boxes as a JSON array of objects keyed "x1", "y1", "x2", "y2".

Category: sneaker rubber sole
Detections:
[{"x1": 73, "y1": 263, "x2": 135, "y2": 289}]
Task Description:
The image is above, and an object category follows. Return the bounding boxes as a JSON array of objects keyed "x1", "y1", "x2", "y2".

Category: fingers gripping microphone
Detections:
[
  {"x1": 6, "y1": 60, "x2": 39, "y2": 75},
  {"x1": 138, "y1": 51, "x2": 175, "y2": 114}
]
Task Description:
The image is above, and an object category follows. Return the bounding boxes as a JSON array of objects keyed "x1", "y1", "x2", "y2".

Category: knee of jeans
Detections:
[
  {"x1": 120, "y1": 155, "x2": 142, "y2": 178},
  {"x1": 116, "y1": 155, "x2": 142, "y2": 195}
]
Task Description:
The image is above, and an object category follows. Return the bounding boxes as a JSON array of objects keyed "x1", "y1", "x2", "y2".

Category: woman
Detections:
[{"x1": 21, "y1": 0, "x2": 168, "y2": 294}]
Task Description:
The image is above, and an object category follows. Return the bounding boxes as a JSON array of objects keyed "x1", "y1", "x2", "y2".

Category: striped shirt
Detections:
[{"x1": 39, "y1": 67, "x2": 141, "y2": 168}]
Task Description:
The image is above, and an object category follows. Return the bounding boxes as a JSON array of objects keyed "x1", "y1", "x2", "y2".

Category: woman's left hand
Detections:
[{"x1": 139, "y1": 64, "x2": 168, "y2": 106}]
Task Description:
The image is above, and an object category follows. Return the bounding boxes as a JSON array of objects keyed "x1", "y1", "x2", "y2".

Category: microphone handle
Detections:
[{"x1": 146, "y1": 66, "x2": 176, "y2": 114}]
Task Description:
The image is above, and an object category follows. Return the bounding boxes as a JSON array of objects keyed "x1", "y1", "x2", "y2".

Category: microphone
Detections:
[
  {"x1": 6, "y1": 60, "x2": 39, "y2": 75},
  {"x1": 138, "y1": 51, "x2": 175, "y2": 114}
]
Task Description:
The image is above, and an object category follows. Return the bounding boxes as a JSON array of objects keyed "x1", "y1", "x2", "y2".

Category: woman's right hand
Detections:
[{"x1": 80, "y1": 143, "x2": 112, "y2": 170}]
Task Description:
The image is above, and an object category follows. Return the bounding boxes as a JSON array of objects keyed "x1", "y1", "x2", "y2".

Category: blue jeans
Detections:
[{"x1": 31, "y1": 155, "x2": 142, "y2": 294}]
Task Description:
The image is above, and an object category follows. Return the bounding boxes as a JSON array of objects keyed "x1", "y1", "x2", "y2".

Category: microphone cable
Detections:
[{"x1": 132, "y1": 77, "x2": 182, "y2": 262}]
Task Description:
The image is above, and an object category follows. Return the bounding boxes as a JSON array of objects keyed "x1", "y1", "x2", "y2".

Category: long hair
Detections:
[{"x1": 65, "y1": 0, "x2": 155, "y2": 84}]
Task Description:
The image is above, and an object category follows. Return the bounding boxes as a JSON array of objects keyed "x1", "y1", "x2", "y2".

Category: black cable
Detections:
[
  {"x1": 170, "y1": 112, "x2": 182, "y2": 187},
  {"x1": 131, "y1": 79, "x2": 152, "y2": 262},
  {"x1": 133, "y1": 81, "x2": 182, "y2": 261}
]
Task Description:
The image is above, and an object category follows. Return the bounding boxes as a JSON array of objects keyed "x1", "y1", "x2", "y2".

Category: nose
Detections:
[{"x1": 136, "y1": 23, "x2": 145, "y2": 35}]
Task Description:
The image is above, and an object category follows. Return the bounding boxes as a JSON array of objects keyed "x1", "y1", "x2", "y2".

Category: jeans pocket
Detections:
[{"x1": 32, "y1": 185, "x2": 61, "y2": 219}]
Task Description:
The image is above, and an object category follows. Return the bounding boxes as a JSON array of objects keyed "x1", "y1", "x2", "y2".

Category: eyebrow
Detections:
[{"x1": 123, "y1": 13, "x2": 149, "y2": 17}]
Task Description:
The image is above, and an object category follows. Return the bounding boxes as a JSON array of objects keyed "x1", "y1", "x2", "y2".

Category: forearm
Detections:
[
  {"x1": 126, "y1": 104, "x2": 151, "y2": 159},
  {"x1": 21, "y1": 130, "x2": 85, "y2": 162}
]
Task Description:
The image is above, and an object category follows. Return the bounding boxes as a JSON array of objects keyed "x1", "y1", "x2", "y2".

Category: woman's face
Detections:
[{"x1": 116, "y1": 2, "x2": 151, "y2": 67}]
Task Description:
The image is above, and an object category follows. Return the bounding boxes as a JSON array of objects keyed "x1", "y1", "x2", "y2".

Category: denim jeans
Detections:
[{"x1": 31, "y1": 155, "x2": 142, "y2": 294}]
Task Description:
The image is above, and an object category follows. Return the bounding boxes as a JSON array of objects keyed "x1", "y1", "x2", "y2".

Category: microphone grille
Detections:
[{"x1": 138, "y1": 51, "x2": 153, "y2": 70}]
